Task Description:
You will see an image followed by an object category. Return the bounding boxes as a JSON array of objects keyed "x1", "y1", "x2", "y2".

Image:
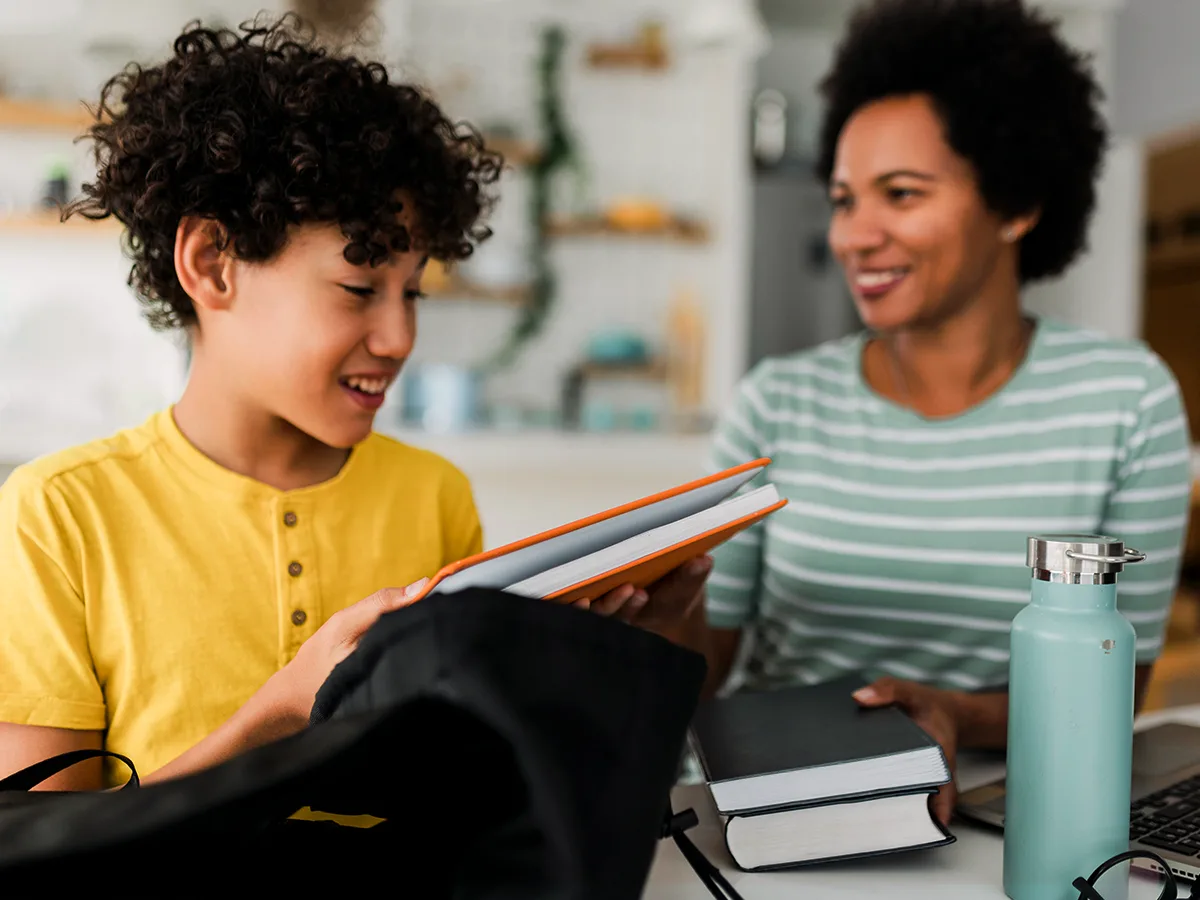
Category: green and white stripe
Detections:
[{"x1": 707, "y1": 319, "x2": 1192, "y2": 693}]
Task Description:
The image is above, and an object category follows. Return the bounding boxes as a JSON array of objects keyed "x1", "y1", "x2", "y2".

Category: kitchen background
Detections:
[{"x1": 1, "y1": 0, "x2": 1200, "y2": 702}]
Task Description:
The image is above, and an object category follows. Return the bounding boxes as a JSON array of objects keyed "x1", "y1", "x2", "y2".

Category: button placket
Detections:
[{"x1": 277, "y1": 498, "x2": 316, "y2": 656}]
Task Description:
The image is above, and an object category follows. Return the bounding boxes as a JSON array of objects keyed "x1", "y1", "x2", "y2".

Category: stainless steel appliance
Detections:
[{"x1": 746, "y1": 168, "x2": 857, "y2": 371}]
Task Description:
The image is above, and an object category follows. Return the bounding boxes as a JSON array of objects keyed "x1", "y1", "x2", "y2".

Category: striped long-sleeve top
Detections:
[{"x1": 707, "y1": 318, "x2": 1193, "y2": 693}]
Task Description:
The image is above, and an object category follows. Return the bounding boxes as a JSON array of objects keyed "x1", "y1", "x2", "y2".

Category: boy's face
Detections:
[{"x1": 221, "y1": 223, "x2": 425, "y2": 449}]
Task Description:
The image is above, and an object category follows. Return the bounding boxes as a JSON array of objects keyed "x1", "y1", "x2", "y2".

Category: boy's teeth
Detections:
[{"x1": 345, "y1": 376, "x2": 387, "y2": 395}]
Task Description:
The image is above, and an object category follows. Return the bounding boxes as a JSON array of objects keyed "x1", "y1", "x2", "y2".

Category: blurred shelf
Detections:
[
  {"x1": 545, "y1": 214, "x2": 709, "y2": 244},
  {"x1": 578, "y1": 359, "x2": 669, "y2": 381},
  {"x1": 585, "y1": 42, "x2": 669, "y2": 70},
  {"x1": 0, "y1": 96, "x2": 92, "y2": 133},
  {"x1": 0, "y1": 212, "x2": 120, "y2": 234},
  {"x1": 484, "y1": 134, "x2": 542, "y2": 167},
  {"x1": 424, "y1": 275, "x2": 531, "y2": 306}
]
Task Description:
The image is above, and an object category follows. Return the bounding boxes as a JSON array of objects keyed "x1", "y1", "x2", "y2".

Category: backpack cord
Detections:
[{"x1": 661, "y1": 804, "x2": 746, "y2": 900}]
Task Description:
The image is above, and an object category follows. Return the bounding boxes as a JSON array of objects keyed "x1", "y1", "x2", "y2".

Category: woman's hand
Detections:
[
  {"x1": 571, "y1": 556, "x2": 714, "y2": 631},
  {"x1": 853, "y1": 677, "x2": 960, "y2": 826},
  {"x1": 572, "y1": 584, "x2": 651, "y2": 622}
]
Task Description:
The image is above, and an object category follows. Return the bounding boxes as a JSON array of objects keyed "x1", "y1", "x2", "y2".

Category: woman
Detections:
[{"x1": 656, "y1": 0, "x2": 1192, "y2": 824}]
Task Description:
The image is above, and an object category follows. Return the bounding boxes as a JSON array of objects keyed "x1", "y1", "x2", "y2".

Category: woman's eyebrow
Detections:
[{"x1": 876, "y1": 169, "x2": 938, "y2": 183}]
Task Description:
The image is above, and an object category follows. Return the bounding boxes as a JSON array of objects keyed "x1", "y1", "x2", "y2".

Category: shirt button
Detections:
[
  {"x1": 291, "y1": 609, "x2": 307, "y2": 626},
  {"x1": 288, "y1": 561, "x2": 303, "y2": 577},
  {"x1": 283, "y1": 511, "x2": 298, "y2": 527}
]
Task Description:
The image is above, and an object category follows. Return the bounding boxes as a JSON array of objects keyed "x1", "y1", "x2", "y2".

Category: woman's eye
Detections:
[
  {"x1": 829, "y1": 195, "x2": 851, "y2": 211},
  {"x1": 887, "y1": 187, "x2": 919, "y2": 203},
  {"x1": 339, "y1": 284, "x2": 375, "y2": 298},
  {"x1": 404, "y1": 290, "x2": 427, "y2": 302}
]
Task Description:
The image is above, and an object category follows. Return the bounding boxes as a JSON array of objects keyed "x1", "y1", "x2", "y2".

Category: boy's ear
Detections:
[{"x1": 175, "y1": 217, "x2": 235, "y2": 314}]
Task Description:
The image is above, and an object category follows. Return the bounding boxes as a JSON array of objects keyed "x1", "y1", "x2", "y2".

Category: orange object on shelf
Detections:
[{"x1": 604, "y1": 197, "x2": 670, "y2": 232}]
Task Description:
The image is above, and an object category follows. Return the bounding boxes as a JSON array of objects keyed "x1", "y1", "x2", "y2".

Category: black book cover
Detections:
[{"x1": 690, "y1": 673, "x2": 948, "y2": 795}]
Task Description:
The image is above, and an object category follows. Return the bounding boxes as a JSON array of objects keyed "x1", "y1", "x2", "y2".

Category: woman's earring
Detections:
[{"x1": 1004, "y1": 227, "x2": 1019, "y2": 243}]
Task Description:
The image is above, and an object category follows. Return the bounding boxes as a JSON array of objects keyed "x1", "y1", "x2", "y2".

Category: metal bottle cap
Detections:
[{"x1": 1027, "y1": 534, "x2": 1146, "y2": 584}]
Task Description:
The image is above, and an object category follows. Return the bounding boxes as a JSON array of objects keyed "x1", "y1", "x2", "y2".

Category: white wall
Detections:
[
  {"x1": 1023, "y1": 137, "x2": 1144, "y2": 341},
  {"x1": 1112, "y1": 0, "x2": 1200, "y2": 139}
]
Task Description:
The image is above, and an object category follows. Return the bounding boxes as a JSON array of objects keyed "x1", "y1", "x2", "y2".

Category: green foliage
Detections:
[{"x1": 484, "y1": 25, "x2": 584, "y2": 371}]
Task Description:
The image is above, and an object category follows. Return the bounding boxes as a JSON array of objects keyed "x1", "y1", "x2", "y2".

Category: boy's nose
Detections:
[{"x1": 366, "y1": 302, "x2": 415, "y2": 361}]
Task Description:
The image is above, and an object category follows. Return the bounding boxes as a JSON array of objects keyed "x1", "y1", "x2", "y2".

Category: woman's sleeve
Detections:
[
  {"x1": 1102, "y1": 356, "x2": 1193, "y2": 665},
  {"x1": 705, "y1": 363, "x2": 774, "y2": 631}
]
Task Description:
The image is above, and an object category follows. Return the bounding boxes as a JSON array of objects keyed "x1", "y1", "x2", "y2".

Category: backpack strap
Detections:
[
  {"x1": 0, "y1": 750, "x2": 139, "y2": 792},
  {"x1": 661, "y1": 803, "x2": 745, "y2": 900}
]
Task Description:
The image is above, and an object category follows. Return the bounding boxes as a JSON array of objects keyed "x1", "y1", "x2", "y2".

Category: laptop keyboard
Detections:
[{"x1": 1130, "y1": 774, "x2": 1200, "y2": 858}]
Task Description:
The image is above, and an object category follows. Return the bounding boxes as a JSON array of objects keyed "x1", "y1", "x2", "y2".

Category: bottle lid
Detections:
[{"x1": 1026, "y1": 534, "x2": 1146, "y2": 584}]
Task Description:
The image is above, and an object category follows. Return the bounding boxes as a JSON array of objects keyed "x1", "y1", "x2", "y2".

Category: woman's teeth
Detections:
[
  {"x1": 344, "y1": 376, "x2": 387, "y2": 395},
  {"x1": 856, "y1": 268, "x2": 907, "y2": 289}
]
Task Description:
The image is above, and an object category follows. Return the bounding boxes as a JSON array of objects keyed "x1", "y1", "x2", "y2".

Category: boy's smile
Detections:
[{"x1": 339, "y1": 371, "x2": 399, "y2": 411}]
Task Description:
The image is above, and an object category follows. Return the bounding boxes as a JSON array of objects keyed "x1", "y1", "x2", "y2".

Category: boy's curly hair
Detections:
[
  {"x1": 815, "y1": 0, "x2": 1107, "y2": 283},
  {"x1": 67, "y1": 15, "x2": 503, "y2": 330}
]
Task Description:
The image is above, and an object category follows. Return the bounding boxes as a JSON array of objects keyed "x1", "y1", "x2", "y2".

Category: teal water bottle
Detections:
[{"x1": 1004, "y1": 535, "x2": 1146, "y2": 900}]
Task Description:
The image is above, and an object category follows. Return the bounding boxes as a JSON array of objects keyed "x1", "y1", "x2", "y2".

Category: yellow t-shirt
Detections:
[{"x1": 0, "y1": 408, "x2": 482, "y2": 785}]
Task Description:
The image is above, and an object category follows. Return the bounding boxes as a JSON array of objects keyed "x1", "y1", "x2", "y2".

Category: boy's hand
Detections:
[
  {"x1": 271, "y1": 578, "x2": 429, "y2": 724},
  {"x1": 146, "y1": 578, "x2": 431, "y2": 786}
]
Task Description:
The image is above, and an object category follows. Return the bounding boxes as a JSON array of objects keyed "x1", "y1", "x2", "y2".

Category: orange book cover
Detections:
[{"x1": 413, "y1": 458, "x2": 786, "y2": 603}]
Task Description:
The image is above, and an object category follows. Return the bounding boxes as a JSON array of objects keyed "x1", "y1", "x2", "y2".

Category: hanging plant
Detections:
[{"x1": 484, "y1": 24, "x2": 584, "y2": 372}]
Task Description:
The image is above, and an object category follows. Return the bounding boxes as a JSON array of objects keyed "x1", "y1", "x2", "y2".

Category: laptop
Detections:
[{"x1": 957, "y1": 722, "x2": 1200, "y2": 882}]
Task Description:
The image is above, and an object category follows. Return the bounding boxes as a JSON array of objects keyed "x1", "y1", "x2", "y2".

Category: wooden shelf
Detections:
[
  {"x1": 545, "y1": 214, "x2": 709, "y2": 244},
  {"x1": 425, "y1": 275, "x2": 530, "y2": 306},
  {"x1": 0, "y1": 212, "x2": 120, "y2": 234},
  {"x1": 484, "y1": 134, "x2": 542, "y2": 167},
  {"x1": 585, "y1": 42, "x2": 669, "y2": 70},
  {"x1": 0, "y1": 96, "x2": 92, "y2": 133}
]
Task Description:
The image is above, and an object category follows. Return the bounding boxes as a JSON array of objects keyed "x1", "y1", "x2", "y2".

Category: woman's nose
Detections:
[{"x1": 830, "y1": 206, "x2": 887, "y2": 256}]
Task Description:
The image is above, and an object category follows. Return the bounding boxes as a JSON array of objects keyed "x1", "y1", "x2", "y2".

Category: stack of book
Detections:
[{"x1": 688, "y1": 674, "x2": 955, "y2": 871}]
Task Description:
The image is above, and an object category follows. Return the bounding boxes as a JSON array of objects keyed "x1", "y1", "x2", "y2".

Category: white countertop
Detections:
[{"x1": 646, "y1": 706, "x2": 1200, "y2": 899}]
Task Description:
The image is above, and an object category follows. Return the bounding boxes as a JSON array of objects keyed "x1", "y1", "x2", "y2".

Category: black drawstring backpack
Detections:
[{"x1": 0, "y1": 588, "x2": 709, "y2": 896}]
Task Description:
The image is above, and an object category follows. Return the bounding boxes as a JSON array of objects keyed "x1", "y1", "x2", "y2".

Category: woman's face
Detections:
[{"x1": 827, "y1": 94, "x2": 1020, "y2": 334}]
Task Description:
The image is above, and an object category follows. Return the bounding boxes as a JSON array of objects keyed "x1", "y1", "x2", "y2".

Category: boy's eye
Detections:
[
  {"x1": 339, "y1": 284, "x2": 375, "y2": 298},
  {"x1": 404, "y1": 289, "x2": 426, "y2": 302},
  {"x1": 829, "y1": 194, "x2": 851, "y2": 211}
]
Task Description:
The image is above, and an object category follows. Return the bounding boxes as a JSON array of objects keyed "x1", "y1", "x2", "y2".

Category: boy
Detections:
[{"x1": 0, "y1": 17, "x2": 671, "y2": 791}]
